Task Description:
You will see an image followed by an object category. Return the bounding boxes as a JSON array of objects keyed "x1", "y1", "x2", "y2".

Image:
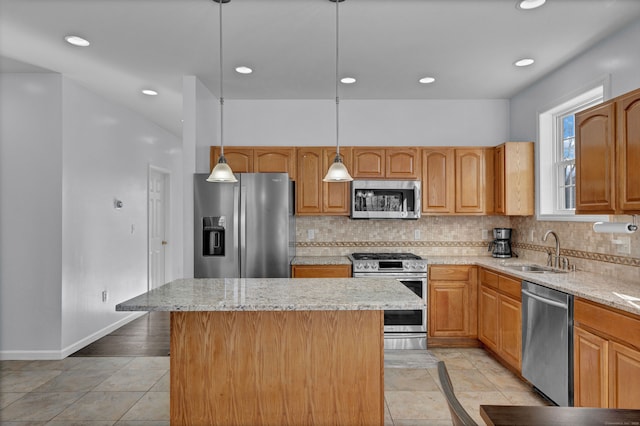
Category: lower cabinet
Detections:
[
  {"x1": 478, "y1": 268, "x2": 522, "y2": 372},
  {"x1": 291, "y1": 264, "x2": 351, "y2": 278},
  {"x1": 574, "y1": 298, "x2": 640, "y2": 408},
  {"x1": 427, "y1": 265, "x2": 479, "y2": 347}
]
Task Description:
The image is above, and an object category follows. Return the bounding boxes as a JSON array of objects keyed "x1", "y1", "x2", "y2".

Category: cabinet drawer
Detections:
[
  {"x1": 575, "y1": 298, "x2": 640, "y2": 350},
  {"x1": 498, "y1": 275, "x2": 521, "y2": 300},
  {"x1": 480, "y1": 269, "x2": 499, "y2": 289},
  {"x1": 430, "y1": 265, "x2": 473, "y2": 281}
]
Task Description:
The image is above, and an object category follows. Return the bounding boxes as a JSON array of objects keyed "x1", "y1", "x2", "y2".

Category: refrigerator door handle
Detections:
[
  {"x1": 239, "y1": 184, "x2": 247, "y2": 278},
  {"x1": 233, "y1": 184, "x2": 240, "y2": 276}
]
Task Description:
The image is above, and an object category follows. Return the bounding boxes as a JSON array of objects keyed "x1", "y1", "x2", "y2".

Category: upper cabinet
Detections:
[
  {"x1": 494, "y1": 142, "x2": 534, "y2": 216},
  {"x1": 210, "y1": 147, "x2": 297, "y2": 180},
  {"x1": 296, "y1": 147, "x2": 352, "y2": 216},
  {"x1": 421, "y1": 148, "x2": 455, "y2": 214},
  {"x1": 576, "y1": 87, "x2": 640, "y2": 214},
  {"x1": 421, "y1": 147, "x2": 494, "y2": 215},
  {"x1": 455, "y1": 148, "x2": 494, "y2": 214},
  {"x1": 352, "y1": 147, "x2": 420, "y2": 179}
]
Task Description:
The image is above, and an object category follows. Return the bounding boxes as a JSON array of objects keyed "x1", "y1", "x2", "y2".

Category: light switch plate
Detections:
[{"x1": 307, "y1": 229, "x2": 315, "y2": 240}]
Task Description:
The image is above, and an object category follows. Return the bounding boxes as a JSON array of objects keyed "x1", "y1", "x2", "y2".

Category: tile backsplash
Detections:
[{"x1": 296, "y1": 215, "x2": 640, "y2": 282}]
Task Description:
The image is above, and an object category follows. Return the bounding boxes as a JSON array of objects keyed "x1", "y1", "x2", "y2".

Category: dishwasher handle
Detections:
[{"x1": 522, "y1": 289, "x2": 568, "y2": 309}]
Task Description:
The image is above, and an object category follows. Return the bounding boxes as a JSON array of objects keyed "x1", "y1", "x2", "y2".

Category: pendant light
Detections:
[
  {"x1": 323, "y1": 0, "x2": 353, "y2": 182},
  {"x1": 207, "y1": 0, "x2": 237, "y2": 183}
]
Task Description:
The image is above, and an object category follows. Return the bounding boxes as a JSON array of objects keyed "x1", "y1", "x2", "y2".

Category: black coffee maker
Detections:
[{"x1": 488, "y1": 228, "x2": 512, "y2": 258}]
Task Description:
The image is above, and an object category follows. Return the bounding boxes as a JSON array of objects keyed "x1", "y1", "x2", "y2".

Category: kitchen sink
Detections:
[{"x1": 504, "y1": 264, "x2": 568, "y2": 274}]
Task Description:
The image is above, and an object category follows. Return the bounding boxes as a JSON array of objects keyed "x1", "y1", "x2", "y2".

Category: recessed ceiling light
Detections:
[
  {"x1": 235, "y1": 66, "x2": 253, "y2": 74},
  {"x1": 419, "y1": 76, "x2": 436, "y2": 84},
  {"x1": 142, "y1": 89, "x2": 158, "y2": 96},
  {"x1": 517, "y1": 0, "x2": 546, "y2": 10},
  {"x1": 514, "y1": 58, "x2": 535, "y2": 67},
  {"x1": 340, "y1": 77, "x2": 356, "y2": 84},
  {"x1": 64, "y1": 35, "x2": 90, "y2": 47}
]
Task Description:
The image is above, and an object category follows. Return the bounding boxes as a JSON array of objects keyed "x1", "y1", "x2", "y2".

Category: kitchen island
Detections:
[{"x1": 116, "y1": 278, "x2": 423, "y2": 426}]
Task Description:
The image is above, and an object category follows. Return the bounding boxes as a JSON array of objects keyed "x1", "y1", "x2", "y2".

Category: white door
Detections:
[{"x1": 149, "y1": 168, "x2": 168, "y2": 289}]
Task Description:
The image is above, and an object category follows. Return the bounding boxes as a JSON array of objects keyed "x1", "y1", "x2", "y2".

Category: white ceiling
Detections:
[{"x1": 2, "y1": 0, "x2": 640, "y2": 136}]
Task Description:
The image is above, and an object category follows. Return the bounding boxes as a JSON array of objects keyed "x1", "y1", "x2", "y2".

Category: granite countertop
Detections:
[
  {"x1": 115, "y1": 277, "x2": 424, "y2": 312},
  {"x1": 290, "y1": 256, "x2": 352, "y2": 265},
  {"x1": 428, "y1": 256, "x2": 640, "y2": 316}
]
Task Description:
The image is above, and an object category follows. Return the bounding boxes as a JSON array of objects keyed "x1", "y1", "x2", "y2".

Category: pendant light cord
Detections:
[
  {"x1": 219, "y1": 0, "x2": 225, "y2": 157},
  {"x1": 335, "y1": 0, "x2": 340, "y2": 157}
]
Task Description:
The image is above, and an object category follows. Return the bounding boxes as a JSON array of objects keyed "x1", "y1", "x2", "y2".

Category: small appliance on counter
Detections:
[{"x1": 488, "y1": 227, "x2": 513, "y2": 258}]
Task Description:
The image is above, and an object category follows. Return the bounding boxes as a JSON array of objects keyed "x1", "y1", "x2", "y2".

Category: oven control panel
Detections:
[{"x1": 352, "y1": 260, "x2": 427, "y2": 273}]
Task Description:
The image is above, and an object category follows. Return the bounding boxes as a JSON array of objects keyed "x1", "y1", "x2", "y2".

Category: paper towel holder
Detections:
[{"x1": 592, "y1": 215, "x2": 638, "y2": 234}]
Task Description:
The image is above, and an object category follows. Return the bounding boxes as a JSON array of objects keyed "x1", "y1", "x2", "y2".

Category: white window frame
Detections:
[{"x1": 537, "y1": 79, "x2": 610, "y2": 222}]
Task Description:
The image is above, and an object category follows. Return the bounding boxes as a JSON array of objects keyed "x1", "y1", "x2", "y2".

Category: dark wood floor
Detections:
[{"x1": 70, "y1": 312, "x2": 170, "y2": 357}]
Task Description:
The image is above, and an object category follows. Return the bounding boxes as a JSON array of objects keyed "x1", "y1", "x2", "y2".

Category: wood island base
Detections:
[{"x1": 170, "y1": 310, "x2": 384, "y2": 425}]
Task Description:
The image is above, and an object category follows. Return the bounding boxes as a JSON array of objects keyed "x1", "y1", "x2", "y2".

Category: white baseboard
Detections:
[{"x1": 0, "y1": 312, "x2": 147, "y2": 360}]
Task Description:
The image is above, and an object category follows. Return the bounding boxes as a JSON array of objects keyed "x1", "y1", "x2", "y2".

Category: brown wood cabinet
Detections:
[
  {"x1": 352, "y1": 147, "x2": 420, "y2": 179},
  {"x1": 428, "y1": 265, "x2": 479, "y2": 347},
  {"x1": 478, "y1": 268, "x2": 522, "y2": 372},
  {"x1": 574, "y1": 297, "x2": 640, "y2": 408},
  {"x1": 493, "y1": 142, "x2": 534, "y2": 216},
  {"x1": 210, "y1": 146, "x2": 297, "y2": 180},
  {"x1": 421, "y1": 148, "x2": 455, "y2": 214},
  {"x1": 296, "y1": 147, "x2": 352, "y2": 215},
  {"x1": 291, "y1": 264, "x2": 352, "y2": 278},
  {"x1": 455, "y1": 148, "x2": 494, "y2": 214},
  {"x1": 576, "y1": 87, "x2": 640, "y2": 214}
]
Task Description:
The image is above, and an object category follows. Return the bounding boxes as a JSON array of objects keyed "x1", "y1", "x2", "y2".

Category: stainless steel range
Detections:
[{"x1": 349, "y1": 252, "x2": 427, "y2": 350}]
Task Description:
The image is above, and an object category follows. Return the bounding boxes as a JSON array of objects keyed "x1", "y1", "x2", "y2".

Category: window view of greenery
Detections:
[{"x1": 558, "y1": 114, "x2": 575, "y2": 210}]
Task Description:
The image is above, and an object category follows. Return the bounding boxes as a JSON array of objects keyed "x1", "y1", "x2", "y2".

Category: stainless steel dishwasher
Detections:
[{"x1": 521, "y1": 281, "x2": 573, "y2": 406}]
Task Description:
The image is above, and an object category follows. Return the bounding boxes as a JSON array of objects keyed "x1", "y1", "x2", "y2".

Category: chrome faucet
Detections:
[{"x1": 542, "y1": 230, "x2": 569, "y2": 269}]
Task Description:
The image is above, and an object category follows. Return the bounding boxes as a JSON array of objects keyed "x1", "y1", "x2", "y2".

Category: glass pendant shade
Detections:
[
  {"x1": 207, "y1": 156, "x2": 237, "y2": 182},
  {"x1": 323, "y1": 155, "x2": 352, "y2": 182}
]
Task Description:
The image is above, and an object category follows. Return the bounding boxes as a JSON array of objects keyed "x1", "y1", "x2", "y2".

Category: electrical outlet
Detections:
[
  {"x1": 530, "y1": 230, "x2": 535, "y2": 242},
  {"x1": 102, "y1": 290, "x2": 108, "y2": 303},
  {"x1": 307, "y1": 229, "x2": 315, "y2": 240},
  {"x1": 481, "y1": 229, "x2": 488, "y2": 240},
  {"x1": 414, "y1": 229, "x2": 421, "y2": 240}
]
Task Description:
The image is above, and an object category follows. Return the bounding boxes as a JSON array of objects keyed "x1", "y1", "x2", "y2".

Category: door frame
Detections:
[{"x1": 148, "y1": 165, "x2": 171, "y2": 291}]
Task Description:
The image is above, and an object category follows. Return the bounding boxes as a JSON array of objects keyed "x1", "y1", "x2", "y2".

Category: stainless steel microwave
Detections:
[{"x1": 351, "y1": 180, "x2": 421, "y2": 219}]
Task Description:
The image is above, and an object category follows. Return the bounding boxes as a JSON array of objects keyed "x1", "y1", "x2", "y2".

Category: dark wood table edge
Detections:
[{"x1": 480, "y1": 404, "x2": 640, "y2": 426}]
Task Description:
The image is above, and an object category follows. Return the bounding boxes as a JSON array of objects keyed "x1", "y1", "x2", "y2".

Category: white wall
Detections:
[
  {"x1": 0, "y1": 74, "x2": 64, "y2": 357},
  {"x1": 0, "y1": 73, "x2": 183, "y2": 359},
  {"x1": 219, "y1": 99, "x2": 509, "y2": 152},
  {"x1": 510, "y1": 19, "x2": 640, "y2": 141}
]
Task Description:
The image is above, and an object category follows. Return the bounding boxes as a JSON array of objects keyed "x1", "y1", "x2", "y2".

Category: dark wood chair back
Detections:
[{"x1": 437, "y1": 361, "x2": 478, "y2": 426}]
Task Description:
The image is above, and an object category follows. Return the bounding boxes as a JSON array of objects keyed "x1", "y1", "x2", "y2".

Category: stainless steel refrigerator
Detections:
[{"x1": 194, "y1": 173, "x2": 295, "y2": 278}]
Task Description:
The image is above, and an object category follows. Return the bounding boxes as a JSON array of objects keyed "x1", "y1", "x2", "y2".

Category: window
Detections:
[{"x1": 538, "y1": 84, "x2": 606, "y2": 221}]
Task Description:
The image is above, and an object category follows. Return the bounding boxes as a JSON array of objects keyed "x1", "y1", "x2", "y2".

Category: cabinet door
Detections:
[
  {"x1": 617, "y1": 89, "x2": 640, "y2": 213},
  {"x1": 609, "y1": 341, "x2": 640, "y2": 409},
  {"x1": 211, "y1": 147, "x2": 253, "y2": 173},
  {"x1": 386, "y1": 148, "x2": 420, "y2": 179},
  {"x1": 322, "y1": 148, "x2": 352, "y2": 214},
  {"x1": 575, "y1": 102, "x2": 616, "y2": 214},
  {"x1": 455, "y1": 148, "x2": 491, "y2": 213},
  {"x1": 291, "y1": 265, "x2": 351, "y2": 278},
  {"x1": 254, "y1": 148, "x2": 297, "y2": 179},
  {"x1": 422, "y1": 148, "x2": 455, "y2": 214},
  {"x1": 494, "y1": 145, "x2": 505, "y2": 214},
  {"x1": 574, "y1": 326, "x2": 608, "y2": 408},
  {"x1": 498, "y1": 294, "x2": 522, "y2": 371},
  {"x1": 429, "y1": 282, "x2": 470, "y2": 337},
  {"x1": 296, "y1": 147, "x2": 323, "y2": 214},
  {"x1": 478, "y1": 284, "x2": 499, "y2": 353},
  {"x1": 352, "y1": 148, "x2": 385, "y2": 178}
]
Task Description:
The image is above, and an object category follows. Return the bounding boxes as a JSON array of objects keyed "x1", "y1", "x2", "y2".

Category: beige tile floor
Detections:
[{"x1": 0, "y1": 348, "x2": 548, "y2": 425}]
